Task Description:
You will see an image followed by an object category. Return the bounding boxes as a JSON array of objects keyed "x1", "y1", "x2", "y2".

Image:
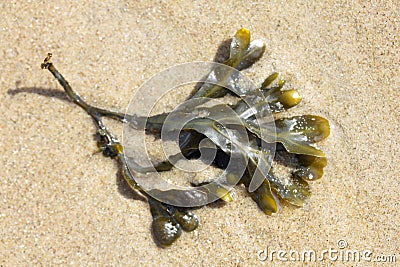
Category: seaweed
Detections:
[{"x1": 40, "y1": 28, "x2": 329, "y2": 247}]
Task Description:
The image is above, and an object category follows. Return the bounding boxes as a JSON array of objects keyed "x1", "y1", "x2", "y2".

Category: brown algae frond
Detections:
[{"x1": 41, "y1": 28, "x2": 329, "y2": 247}]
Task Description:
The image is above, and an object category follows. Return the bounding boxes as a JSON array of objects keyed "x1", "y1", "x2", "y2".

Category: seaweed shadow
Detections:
[
  {"x1": 7, "y1": 87, "x2": 70, "y2": 102},
  {"x1": 190, "y1": 38, "x2": 232, "y2": 96}
]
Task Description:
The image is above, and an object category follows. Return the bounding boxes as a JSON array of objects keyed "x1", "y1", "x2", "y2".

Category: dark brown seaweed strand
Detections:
[
  {"x1": 41, "y1": 53, "x2": 126, "y2": 122},
  {"x1": 41, "y1": 53, "x2": 165, "y2": 132}
]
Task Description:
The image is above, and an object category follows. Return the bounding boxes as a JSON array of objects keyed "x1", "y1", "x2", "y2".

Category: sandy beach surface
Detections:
[{"x1": 1, "y1": 1, "x2": 399, "y2": 266}]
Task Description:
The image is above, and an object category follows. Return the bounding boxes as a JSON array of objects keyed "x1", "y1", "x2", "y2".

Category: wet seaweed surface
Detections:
[{"x1": 40, "y1": 28, "x2": 329, "y2": 247}]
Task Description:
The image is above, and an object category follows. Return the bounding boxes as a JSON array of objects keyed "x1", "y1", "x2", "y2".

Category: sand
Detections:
[{"x1": 1, "y1": 1, "x2": 399, "y2": 266}]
